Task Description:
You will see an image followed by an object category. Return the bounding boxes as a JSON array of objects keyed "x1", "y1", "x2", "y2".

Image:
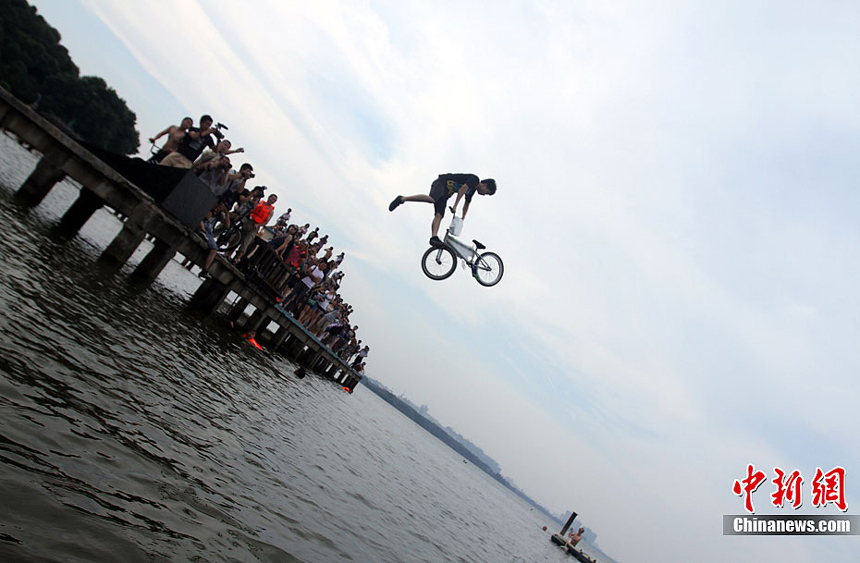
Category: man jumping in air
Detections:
[{"x1": 389, "y1": 173, "x2": 496, "y2": 246}]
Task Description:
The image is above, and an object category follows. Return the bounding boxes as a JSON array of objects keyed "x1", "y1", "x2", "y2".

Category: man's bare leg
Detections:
[
  {"x1": 402, "y1": 195, "x2": 434, "y2": 204},
  {"x1": 431, "y1": 212, "x2": 443, "y2": 238},
  {"x1": 389, "y1": 194, "x2": 444, "y2": 246},
  {"x1": 389, "y1": 194, "x2": 434, "y2": 211}
]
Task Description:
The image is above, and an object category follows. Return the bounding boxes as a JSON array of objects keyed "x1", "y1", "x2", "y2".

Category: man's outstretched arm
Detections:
[
  {"x1": 149, "y1": 125, "x2": 173, "y2": 144},
  {"x1": 450, "y1": 184, "x2": 470, "y2": 217}
]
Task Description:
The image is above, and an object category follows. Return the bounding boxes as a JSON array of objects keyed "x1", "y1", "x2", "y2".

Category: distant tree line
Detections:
[{"x1": 0, "y1": 0, "x2": 139, "y2": 154}]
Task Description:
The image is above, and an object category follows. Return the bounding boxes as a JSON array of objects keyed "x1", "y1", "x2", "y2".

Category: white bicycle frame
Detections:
[
  {"x1": 422, "y1": 216, "x2": 502, "y2": 286},
  {"x1": 442, "y1": 226, "x2": 480, "y2": 267}
]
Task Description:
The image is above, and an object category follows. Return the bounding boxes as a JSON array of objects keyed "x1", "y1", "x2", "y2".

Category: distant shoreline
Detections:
[{"x1": 360, "y1": 375, "x2": 564, "y2": 527}]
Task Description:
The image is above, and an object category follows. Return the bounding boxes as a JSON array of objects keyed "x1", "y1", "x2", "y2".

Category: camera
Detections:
[{"x1": 212, "y1": 121, "x2": 229, "y2": 140}]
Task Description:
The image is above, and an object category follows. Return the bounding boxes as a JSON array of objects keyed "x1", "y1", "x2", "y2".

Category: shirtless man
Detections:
[
  {"x1": 160, "y1": 114, "x2": 217, "y2": 168},
  {"x1": 566, "y1": 527, "x2": 584, "y2": 549},
  {"x1": 148, "y1": 116, "x2": 193, "y2": 163}
]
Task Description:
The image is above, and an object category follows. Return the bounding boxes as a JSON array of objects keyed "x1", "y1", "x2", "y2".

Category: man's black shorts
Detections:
[{"x1": 429, "y1": 179, "x2": 449, "y2": 217}]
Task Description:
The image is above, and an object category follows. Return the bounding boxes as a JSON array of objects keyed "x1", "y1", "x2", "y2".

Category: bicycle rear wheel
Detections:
[
  {"x1": 213, "y1": 223, "x2": 243, "y2": 253},
  {"x1": 473, "y1": 251, "x2": 503, "y2": 286},
  {"x1": 421, "y1": 246, "x2": 457, "y2": 280}
]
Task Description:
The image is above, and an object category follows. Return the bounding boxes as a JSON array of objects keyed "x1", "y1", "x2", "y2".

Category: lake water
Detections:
[{"x1": 0, "y1": 134, "x2": 583, "y2": 563}]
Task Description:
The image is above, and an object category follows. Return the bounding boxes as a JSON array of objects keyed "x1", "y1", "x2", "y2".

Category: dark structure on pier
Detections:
[{"x1": 0, "y1": 86, "x2": 362, "y2": 391}]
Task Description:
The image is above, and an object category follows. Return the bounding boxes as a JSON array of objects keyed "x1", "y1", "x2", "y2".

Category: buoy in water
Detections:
[{"x1": 243, "y1": 331, "x2": 263, "y2": 350}]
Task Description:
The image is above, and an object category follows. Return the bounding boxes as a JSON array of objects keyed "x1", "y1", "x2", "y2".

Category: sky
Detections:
[{"x1": 25, "y1": 1, "x2": 860, "y2": 562}]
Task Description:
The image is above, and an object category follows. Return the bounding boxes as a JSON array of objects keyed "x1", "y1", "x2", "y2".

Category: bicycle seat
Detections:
[{"x1": 473, "y1": 240, "x2": 486, "y2": 250}]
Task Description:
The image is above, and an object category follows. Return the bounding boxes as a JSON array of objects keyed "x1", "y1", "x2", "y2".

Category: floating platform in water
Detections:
[{"x1": 550, "y1": 533, "x2": 596, "y2": 563}]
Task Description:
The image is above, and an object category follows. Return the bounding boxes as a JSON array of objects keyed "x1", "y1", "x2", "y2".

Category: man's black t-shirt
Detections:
[
  {"x1": 438, "y1": 173, "x2": 480, "y2": 202},
  {"x1": 176, "y1": 127, "x2": 215, "y2": 161},
  {"x1": 221, "y1": 186, "x2": 249, "y2": 208}
]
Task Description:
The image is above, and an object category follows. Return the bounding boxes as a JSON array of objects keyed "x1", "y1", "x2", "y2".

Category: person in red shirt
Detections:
[{"x1": 233, "y1": 193, "x2": 277, "y2": 263}]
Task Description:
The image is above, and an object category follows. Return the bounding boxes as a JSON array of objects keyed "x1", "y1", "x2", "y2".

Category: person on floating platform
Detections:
[
  {"x1": 388, "y1": 173, "x2": 497, "y2": 247},
  {"x1": 148, "y1": 116, "x2": 193, "y2": 163},
  {"x1": 565, "y1": 527, "x2": 584, "y2": 549}
]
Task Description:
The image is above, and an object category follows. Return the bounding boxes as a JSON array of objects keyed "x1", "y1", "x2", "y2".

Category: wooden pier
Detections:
[{"x1": 0, "y1": 86, "x2": 362, "y2": 391}]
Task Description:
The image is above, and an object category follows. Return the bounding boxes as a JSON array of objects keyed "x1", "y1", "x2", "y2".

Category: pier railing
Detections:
[{"x1": 0, "y1": 86, "x2": 362, "y2": 391}]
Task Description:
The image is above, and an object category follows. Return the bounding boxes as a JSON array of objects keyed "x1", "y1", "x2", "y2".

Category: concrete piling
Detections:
[
  {"x1": 190, "y1": 278, "x2": 231, "y2": 314},
  {"x1": 100, "y1": 204, "x2": 154, "y2": 265},
  {"x1": 17, "y1": 148, "x2": 69, "y2": 205},
  {"x1": 58, "y1": 187, "x2": 104, "y2": 236}
]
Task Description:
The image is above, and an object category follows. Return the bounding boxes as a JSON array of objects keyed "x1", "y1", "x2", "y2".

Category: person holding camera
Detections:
[
  {"x1": 195, "y1": 141, "x2": 248, "y2": 197},
  {"x1": 218, "y1": 163, "x2": 255, "y2": 205},
  {"x1": 194, "y1": 139, "x2": 245, "y2": 170},
  {"x1": 195, "y1": 147, "x2": 230, "y2": 194}
]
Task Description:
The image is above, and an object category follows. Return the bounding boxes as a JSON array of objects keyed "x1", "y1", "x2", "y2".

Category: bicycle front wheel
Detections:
[
  {"x1": 473, "y1": 251, "x2": 503, "y2": 286},
  {"x1": 421, "y1": 246, "x2": 457, "y2": 280}
]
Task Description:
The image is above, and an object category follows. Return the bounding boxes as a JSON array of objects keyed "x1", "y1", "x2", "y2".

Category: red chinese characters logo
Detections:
[
  {"x1": 732, "y1": 465, "x2": 848, "y2": 513},
  {"x1": 771, "y1": 468, "x2": 803, "y2": 509},
  {"x1": 732, "y1": 464, "x2": 767, "y2": 513},
  {"x1": 811, "y1": 466, "x2": 847, "y2": 511}
]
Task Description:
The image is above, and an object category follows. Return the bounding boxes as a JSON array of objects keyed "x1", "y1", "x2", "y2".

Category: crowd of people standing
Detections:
[{"x1": 148, "y1": 114, "x2": 370, "y2": 372}]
